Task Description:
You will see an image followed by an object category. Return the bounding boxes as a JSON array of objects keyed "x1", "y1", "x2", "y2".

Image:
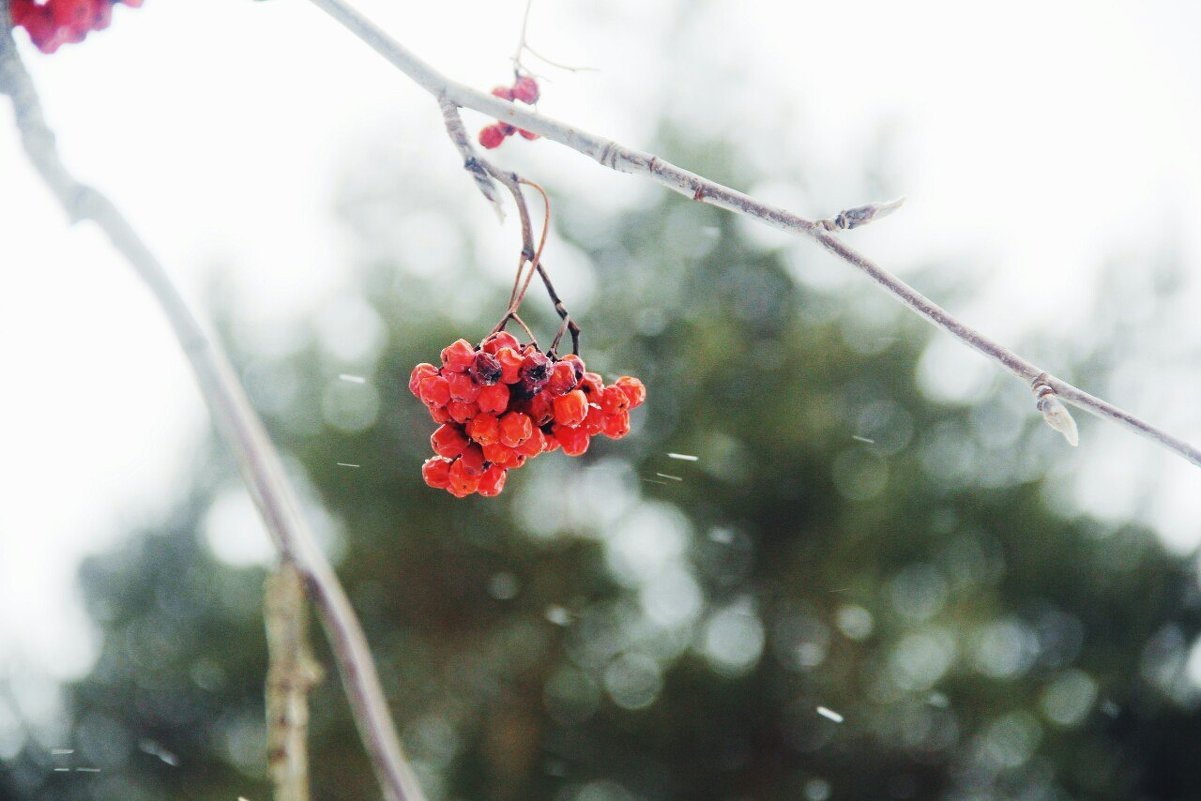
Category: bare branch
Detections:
[
  {"x1": 265, "y1": 562, "x2": 324, "y2": 801},
  {"x1": 438, "y1": 97, "x2": 504, "y2": 221},
  {"x1": 0, "y1": 21, "x2": 426, "y2": 801},
  {"x1": 305, "y1": 0, "x2": 1201, "y2": 469}
]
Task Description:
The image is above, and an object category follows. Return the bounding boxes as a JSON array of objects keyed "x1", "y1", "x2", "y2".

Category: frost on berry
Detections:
[{"x1": 410, "y1": 334, "x2": 645, "y2": 497}]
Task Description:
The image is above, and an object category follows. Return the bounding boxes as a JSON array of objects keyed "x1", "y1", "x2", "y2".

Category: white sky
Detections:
[{"x1": 1, "y1": 0, "x2": 1199, "y2": 700}]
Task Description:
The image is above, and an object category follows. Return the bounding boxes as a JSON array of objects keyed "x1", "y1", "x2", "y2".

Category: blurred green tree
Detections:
[{"x1": 5, "y1": 132, "x2": 1201, "y2": 801}]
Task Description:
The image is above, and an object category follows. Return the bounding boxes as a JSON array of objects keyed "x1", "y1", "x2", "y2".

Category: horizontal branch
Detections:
[
  {"x1": 306, "y1": 0, "x2": 1201, "y2": 469},
  {"x1": 0, "y1": 16, "x2": 426, "y2": 801}
]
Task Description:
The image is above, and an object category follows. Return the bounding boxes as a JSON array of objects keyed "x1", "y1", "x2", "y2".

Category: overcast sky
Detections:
[{"x1": 1, "y1": 0, "x2": 1199, "y2": 728}]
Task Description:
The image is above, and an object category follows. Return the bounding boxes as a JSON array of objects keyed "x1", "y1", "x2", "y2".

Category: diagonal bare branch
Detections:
[
  {"x1": 306, "y1": 0, "x2": 1201, "y2": 469},
  {"x1": 0, "y1": 15, "x2": 426, "y2": 801}
]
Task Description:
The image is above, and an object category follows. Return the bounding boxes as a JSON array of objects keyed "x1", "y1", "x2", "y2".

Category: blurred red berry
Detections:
[
  {"x1": 478, "y1": 124, "x2": 505, "y2": 149},
  {"x1": 491, "y1": 85, "x2": 514, "y2": 100},
  {"x1": 512, "y1": 76, "x2": 540, "y2": 104}
]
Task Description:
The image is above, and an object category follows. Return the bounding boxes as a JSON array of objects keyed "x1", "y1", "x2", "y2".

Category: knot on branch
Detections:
[{"x1": 818, "y1": 197, "x2": 905, "y2": 232}]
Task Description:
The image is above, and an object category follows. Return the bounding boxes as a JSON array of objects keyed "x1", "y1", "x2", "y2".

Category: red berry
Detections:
[
  {"x1": 599, "y1": 385, "x2": 631, "y2": 415},
  {"x1": 553, "y1": 390, "x2": 588, "y2": 428},
  {"x1": 616, "y1": 376, "x2": 647, "y2": 408},
  {"x1": 546, "y1": 360, "x2": 579, "y2": 395},
  {"x1": 419, "y1": 375, "x2": 452, "y2": 407},
  {"x1": 477, "y1": 465, "x2": 508, "y2": 497},
  {"x1": 512, "y1": 76, "x2": 540, "y2": 104},
  {"x1": 447, "y1": 458, "x2": 480, "y2": 496},
  {"x1": 421, "y1": 457, "x2": 452, "y2": 489},
  {"x1": 479, "y1": 124, "x2": 505, "y2": 149},
  {"x1": 542, "y1": 430, "x2": 561, "y2": 453},
  {"x1": 582, "y1": 404, "x2": 606, "y2": 437},
  {"x1": 495, "y1": 347, "x2": 524, "y2": 384},
  {"x1": 441, "y1": 339, "x2": 476, "y2": 373},
  {"x1": 518, "y1": 129, "x2": 539, "y2": 141},
  {"x1": 467, "y1": 413, "x2": 501, "y2": 446},
  {"x1": 516, "y1": 427, "x2": 546, "y2": 458},
  {"x1": 499, "y1": 411, "x2": 534, "y2": 448},
  {"x1": 554, "y1": 424, "x2": 590, "y2": 457},
  {"x1": 408, "y1": 363, "x2": 439, "y2": 398},
  {"x1": 431, "y1": 423, "x2": 469, "y2": 459},
  {"x1": 477, "y1": 383, "x2": 511, "y2": 415},
  {"x1": 522, "y1": 392, "x2": 555, "y2": 427},
  {"x1": 579, "y1": 371, "x2": 604, "y2": 397},
  {"x1": 447, "y1": 400, "x2": 479, "y2": 425},
  {"x1": 603, "y1": 410, "x2": 631, "y2": 439},
  {"x1": 482, "y1": 442, "x2": 518, "y2": 468},
  {"x1": 459, "y1": 443, "x2": 486, "y2": 476},
  {"x1": 447, "y1": 371, "x2": 481, "y2": 403},
  {"x1": 428, "y1": 404, "x2": 453, "y2": 424},
  {"x1": 471, "y1": 351, "x2": 502, "y2": 386},
  {"x1": 491, "y1": 85, "x2": 514, "y2": 101},
  {"x1": 481, "y1": 331, "x2": 520, "y2": 355},
  {"x1": 520, "y1": 350, "x2": 552, "y2": 388}
]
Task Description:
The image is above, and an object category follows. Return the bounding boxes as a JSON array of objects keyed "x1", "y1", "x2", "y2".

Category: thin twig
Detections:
[
  {"x1": 305, "y1": 0, "x2": 1201, "y2": 468},
  {"x1": 510, "y1": 0, "x2": 595, "y2": 76},
  {"x1": 265, "y1": 562, "x2": 324, "y2": 801},
  {"x1": 439, "y1": 105, "x2": 580, "y2": 353},
  {"x1": 0, "y1": 19, "x2": 427, "y2": 801},
  {"x1": 437, "y1": 97, "x2": 504, "y2": 221}
]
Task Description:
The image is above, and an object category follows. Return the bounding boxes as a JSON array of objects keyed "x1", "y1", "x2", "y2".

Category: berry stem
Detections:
[{"x1": 479, "y1": 163, "x2": 581, "y2": 355}]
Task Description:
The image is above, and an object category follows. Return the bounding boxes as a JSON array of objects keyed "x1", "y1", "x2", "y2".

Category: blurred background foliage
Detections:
[{"x1": 4, "y1": 120, "x2": 1201, "y2": 801}]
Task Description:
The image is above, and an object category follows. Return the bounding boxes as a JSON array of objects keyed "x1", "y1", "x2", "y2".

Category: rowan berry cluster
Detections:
[
  {"x1": 9, "y1": 0, "x2": 141, "y2": 54},
  {"x1": 410, "y1": 331, "x2": 645, "y2": 498},
  {"x1": 478, "y1": 75, "x2": 540, "y2": 150}
]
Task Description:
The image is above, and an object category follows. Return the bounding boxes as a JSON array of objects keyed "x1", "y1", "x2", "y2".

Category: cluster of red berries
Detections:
[
  {"x1": 9, "y1": 0, "x2": 141, "y2": 54},
  {"x1": 478, "y1": 75, "x2": 540, "y2": 150},
  {"x1": 410, "y1": 331, "x2": 646, "y2": 497}
]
